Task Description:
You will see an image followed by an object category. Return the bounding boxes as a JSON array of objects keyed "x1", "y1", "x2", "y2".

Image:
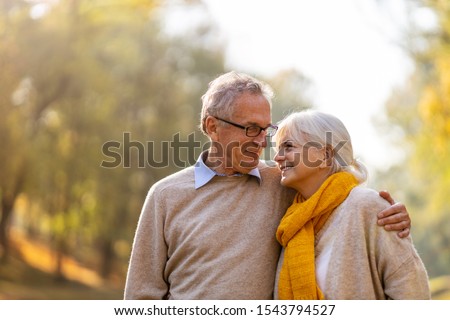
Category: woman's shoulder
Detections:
[
  {"x1": 346, "y1": 186, "x2": 390, "y2": 209},
  {"x1": 336, "y1": 186, "x2": 391, "y2": 225}
]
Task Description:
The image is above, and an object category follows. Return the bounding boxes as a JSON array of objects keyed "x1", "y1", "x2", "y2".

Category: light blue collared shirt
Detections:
[{"x1": 194, "y1": 152, "x2": 261, "y2": 189}]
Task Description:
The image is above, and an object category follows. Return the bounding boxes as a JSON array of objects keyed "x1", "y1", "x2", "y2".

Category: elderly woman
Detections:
[{"x1": 273, "y1": 110, "x2": 430, "y2": 300}]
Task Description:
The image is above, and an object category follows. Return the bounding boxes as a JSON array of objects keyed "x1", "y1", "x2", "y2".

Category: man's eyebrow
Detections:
[{"x1": 245, "y1": 121, "x2": 273, "y2": 127}]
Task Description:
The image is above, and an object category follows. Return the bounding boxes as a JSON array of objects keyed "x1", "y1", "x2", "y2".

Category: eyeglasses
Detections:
[{"x1": 214, "y1": 116, "x2": 278, "y2": 137}]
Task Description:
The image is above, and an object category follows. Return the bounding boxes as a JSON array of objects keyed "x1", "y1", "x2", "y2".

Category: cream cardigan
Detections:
[{"x1": 275, "y1": 186, "x2": 431, "y2": 300}]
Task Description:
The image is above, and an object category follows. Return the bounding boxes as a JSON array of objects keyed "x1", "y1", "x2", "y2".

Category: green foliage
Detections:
[
  {"x1": 380, "y1": 0, "x2": 450, "y2": 279},
  {"x1": 1, "y1": 0, "x2": 313, "y2": 285},
  {"x1": 264, "y1": 68, "x2": 314, "y2": 123},
  {"x1": 0, "y1": 0, "x2": 225, "y2": 277}
]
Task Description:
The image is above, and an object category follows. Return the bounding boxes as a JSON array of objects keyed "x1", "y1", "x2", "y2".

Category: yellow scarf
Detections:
[{"x1": 276, "y1": 172, "x2": 358, "y2": 300}]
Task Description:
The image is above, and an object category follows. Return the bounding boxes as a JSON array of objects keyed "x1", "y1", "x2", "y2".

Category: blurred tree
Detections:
[
  {"x1": 1, "y1": 0, "x2": 315, "y2": 284},
  {"x1": 381, "y1": 0, "x2": 450, "y2": 277},
  {"x1": 1, "y1": 0, "x2": 225, "y2": 280},
  {"x1": 265, "y1": 68, "x2": 314, "y2": 123},
  {"x1": 0, "y1": 0, "x2": 31, "y2": 262}
]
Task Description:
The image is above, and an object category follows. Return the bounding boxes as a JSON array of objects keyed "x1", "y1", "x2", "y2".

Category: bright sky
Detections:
[{"x1": 198, "y1": 0, "x2": 415, "y2": 178}]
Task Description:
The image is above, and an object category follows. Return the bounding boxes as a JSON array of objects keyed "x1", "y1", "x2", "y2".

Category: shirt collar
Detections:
[{"x1": 194, "y1": 151, "x2": 261, "y2": 189}]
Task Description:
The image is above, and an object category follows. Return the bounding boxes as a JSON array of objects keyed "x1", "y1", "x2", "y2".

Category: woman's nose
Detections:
[{"x1": 274, "y1": 149, "x2": 284, "y2": 162}]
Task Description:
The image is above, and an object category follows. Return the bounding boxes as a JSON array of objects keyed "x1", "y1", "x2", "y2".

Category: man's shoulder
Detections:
[
  {"x1": 257, "y1": 161, "x2": 295, "y2": 201},
  {"x1": 151, "y1": 166, "x2": 195, "y2": 192},
  {"x1": 258, "y1": 160, "x2": 281, "y2": 179}
]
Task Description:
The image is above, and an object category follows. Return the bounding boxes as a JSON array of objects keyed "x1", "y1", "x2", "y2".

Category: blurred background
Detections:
[{"x1": 0, "y1": 0, "x2": 449, "y2": 299}]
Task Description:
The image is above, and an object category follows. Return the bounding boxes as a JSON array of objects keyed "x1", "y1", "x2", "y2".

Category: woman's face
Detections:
[{"x1": 274, "y1": 134, "x2": 328, "y2": 197}]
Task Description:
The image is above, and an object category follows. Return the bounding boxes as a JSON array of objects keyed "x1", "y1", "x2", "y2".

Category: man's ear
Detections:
[{"x1": 204, "y1": 116, "x2": 219, "y2": 140}]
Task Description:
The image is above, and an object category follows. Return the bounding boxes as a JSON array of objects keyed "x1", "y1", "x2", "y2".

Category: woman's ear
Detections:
[
  {"x1": 321, "y1": 145, "x2": 334, "y2": 167},
  {"x1": 204, "y1": 116, "x2": 219, "y2": 140}
]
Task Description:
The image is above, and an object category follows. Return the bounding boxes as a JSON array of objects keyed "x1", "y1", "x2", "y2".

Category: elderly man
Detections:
[{"x1": 124, "y1": 71, "x2": 410, "y2": 299}]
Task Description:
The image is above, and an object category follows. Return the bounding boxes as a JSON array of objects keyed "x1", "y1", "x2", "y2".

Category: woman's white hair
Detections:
[{"x1": 275, "y1": 109, "x2": 368, "y2": 183}]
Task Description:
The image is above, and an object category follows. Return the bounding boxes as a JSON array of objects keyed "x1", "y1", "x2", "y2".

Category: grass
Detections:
[
  {"x1": 0, "y1": 254, "x2": 123, "y2": 299},
  {"x1": 0, "y1": 231, "x2": 124, "y2": 300},
  {"x1": 429, "y1": 275, "x2": 450, "y2": 300}
]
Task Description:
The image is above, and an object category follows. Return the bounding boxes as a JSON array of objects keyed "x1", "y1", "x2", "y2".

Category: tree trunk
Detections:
[
  {"x1": 54, "y1": 238, "x2": 67, "y2": 282},
  {"x1": 0, "y1": 197, "x2": 14, "y2": 263},
  {"x1": 100, "y1": 239, "x2": 114, "y2": 279},
  {"x1": 0, "y1": 166, "x2": 26, "y2": 262}
]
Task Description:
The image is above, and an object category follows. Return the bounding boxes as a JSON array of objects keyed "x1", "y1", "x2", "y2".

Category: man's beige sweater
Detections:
[
  {"x1": 124, "y1": 162, "x2": 295, "y2": 299},
  {"x1": 275, "y1": 186, "x2": 431, "y2": 299}
]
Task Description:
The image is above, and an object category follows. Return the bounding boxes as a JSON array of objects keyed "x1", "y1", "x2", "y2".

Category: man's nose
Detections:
[{"x1": 253, "y1": 131, "x2": 267, "y2": 148}]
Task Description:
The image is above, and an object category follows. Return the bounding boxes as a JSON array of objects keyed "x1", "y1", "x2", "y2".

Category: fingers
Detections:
[
  {"x1": 380, "y1": 218, "x2": 410, "y2": 231},
  {"x1": 377, "y1": 202, "x2": 406, "y2": 219},
  {"x1": 377, "y1": 193, "x2": 412, "y2": 238},
  {"x1": 397, "y1": 227, "x2": 410, "y2": 238},
  {"x1": 377, "y1": 203, "x2": 411, "y2": 230},
  {"x1": 379, "y1": 190, "x2": 395, "y2": 205},
  {"x1": 378, "y1": 212, "x2": 411, "y2": 238}
]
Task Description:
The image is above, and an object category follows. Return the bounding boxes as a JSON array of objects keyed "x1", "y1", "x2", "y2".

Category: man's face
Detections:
[{"x1": 210, "y1": 92, "x2": 272, "y2": 174}]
